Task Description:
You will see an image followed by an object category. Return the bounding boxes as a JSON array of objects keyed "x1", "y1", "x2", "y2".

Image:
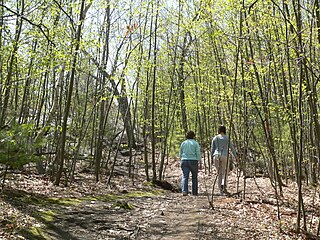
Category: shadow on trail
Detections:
[
  {"x1": 1, "y1": 188, "x2": 80, "y2": 240},
  {"x1": 1, "y1": 187, "x2": 148, "y2": 239},
  {"x1": 1, "y1": 186, "x2": 248, "y2": 240},
  {"x1": 197, "y1": 222, "x2": 236, "y2": 240}
]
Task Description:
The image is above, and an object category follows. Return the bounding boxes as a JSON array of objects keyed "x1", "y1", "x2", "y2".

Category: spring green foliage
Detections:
[
  {"x1": 0, "y1": 121, "x2": 44, "y2": 168},
  {"x1": 0, "y1": 0, "x2": 319, "y2": 185}
]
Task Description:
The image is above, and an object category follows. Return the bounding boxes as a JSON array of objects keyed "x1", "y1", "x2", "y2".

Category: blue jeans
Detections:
[{"x1": 181, "y1": 160, "x2": 199, "y2": 195}]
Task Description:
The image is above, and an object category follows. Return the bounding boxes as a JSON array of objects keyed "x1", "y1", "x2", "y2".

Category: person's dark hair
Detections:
[
  {"x1": 218, "y1": 125, "x2": 226, "y2": 134},
  {"x1": 186, "y1": 130, "x2": 195, "y2": 139}
]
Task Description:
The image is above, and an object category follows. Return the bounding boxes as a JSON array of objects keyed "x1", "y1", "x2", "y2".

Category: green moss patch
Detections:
[
  {"x1": 113, "y1": 201, "x2": 134, "y2": 210},
  {"x1": 44, "y1": 197, "x2": 83, "y2": 206},
  {"x1": 37, "y1": 210, "x2": 57, "y2": 222},
  {"x1": 27, "y1": 226, "x2": 51, "y2": 240},
  {"x1": 124, "y1": 190, "x2": 163, "y2": 198},
  {"x1": 93, "y1": 189, "x2": 162, "y2": 202},
  {"x1": 93, "y1": 194, "x2": 121, "y2": 202}
]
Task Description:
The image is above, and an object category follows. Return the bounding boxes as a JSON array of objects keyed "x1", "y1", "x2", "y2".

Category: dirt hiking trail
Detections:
[{"x1": 1, "y1": 164, "x2": 318, "y2": 240}]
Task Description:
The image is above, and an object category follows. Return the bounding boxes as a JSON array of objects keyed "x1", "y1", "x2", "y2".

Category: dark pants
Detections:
[{"x1": 181, "y1": 160, "x2": 199, "y2": 195}]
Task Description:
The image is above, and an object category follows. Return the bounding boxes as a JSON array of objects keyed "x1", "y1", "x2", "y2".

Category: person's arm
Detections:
[
  {"x1": 196, "y1": 142, "x2": 202, "y2": 169},
  {"x1": 211, "y1": 137, "x2": 216, "y2": 156},
  {"x1": 196, "y1": 142, "x2": 201, "y2": 161},
  {"x1": 180, "y1": 142, "x2": 184, "y2": 159}
]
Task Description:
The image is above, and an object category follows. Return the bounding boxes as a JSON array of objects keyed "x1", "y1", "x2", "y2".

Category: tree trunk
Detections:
[
  {"x1": 0, "y1": 0, "x2": 24, "y2": 126},
  {"x1": 18, "y1": 40, "x2": 37, "y2": 123},
  {"x1": 151, "y1": 0, "x2": 159, "y2": 181},
  {"x1": 177, "y1": 33, "x2": 189, "y2": 134},
  {"x1": 55, "y1": 0, "x2": 88, "y2": 185},
  {"x1": 292, "y1": 0, "x2": 307, "y2": 232},
  {"x1": 94, "y1": 2, "x2": 110, "y2": 182}
]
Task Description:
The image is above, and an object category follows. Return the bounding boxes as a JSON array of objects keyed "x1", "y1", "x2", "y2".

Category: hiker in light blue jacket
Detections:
[
  {"x1": 180, "y1": 130, "x2": 201, "y2": 196},
  {"x1": 211, "y1": 125, "x2": 238, "y2": 195}
]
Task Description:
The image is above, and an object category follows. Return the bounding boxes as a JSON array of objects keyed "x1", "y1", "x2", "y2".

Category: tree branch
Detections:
[{"x1": 0, "y1": 3, "x2": 55, "y2": 46}]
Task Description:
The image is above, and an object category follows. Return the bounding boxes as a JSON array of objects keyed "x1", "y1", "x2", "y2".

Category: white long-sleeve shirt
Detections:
[{"x1": 211, "y1": 134, "x2": 237, "y2": 158}]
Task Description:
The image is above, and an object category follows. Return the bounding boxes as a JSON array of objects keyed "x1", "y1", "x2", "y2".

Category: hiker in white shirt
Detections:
[{"x1": 211, "y1": 125, "x2": 238, "y2": 195}]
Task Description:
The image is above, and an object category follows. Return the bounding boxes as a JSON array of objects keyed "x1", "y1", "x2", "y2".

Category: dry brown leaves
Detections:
[{"x1": 0, "y1": 160, "x2": 319, "y2": 240}]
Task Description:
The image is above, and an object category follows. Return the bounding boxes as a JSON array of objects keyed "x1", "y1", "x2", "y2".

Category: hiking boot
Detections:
[
  {"x1": 182, "y1": 192, "x2": 188, "y2": 196},
  {"x1": 219, "y1": 184, "x2": 224, "y2": 194},
  {"x1": 220, "y1": 189, "x2": 230, "y2": 196}
]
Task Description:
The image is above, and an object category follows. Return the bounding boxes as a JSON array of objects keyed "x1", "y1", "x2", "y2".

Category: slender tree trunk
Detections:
[
  {"x1": 151, "y1": 0, "x2": 159, "y2": 180},
  {"x1": 244, "y1": 13, "x2": 284, "y2": 193},
  {"x1": 239, "y1": 0, "x2": 248, "y2": 198},
  {"x1": 141, "y1": 0, "x2": 154, "y2": 182},
  {"x1": 55, "y1": 0, "x2": 88, "y2": 185},
  {"x1": 274, "y1": 0, "x2": 300, "y2": 186},
  {"x1": 18, "y1": 40, "x2": 38, "y2": 123},
  {"x1": 142, "y1": 63, "x2": 151, "y2": 181},
  {"x1": 94, "y1": 2, "x2": 110, "y2": 182},
  {"x1": 315, "y1": 0, "x2": 320, "y2": 44},
  {"x1": 223, "y1": 0, "x2": 242, "y2": 196},
  {"x1": 308, "y1": 0, "x2": 320, "y2": 184},
  {"x1": 178, "y1": 33, "x2": 189, "y2": 134},
  {"x1": 0, "y1": 0, "x2": 3, "y2": 101},
  {"x1": 292, "y1": 0, "x2": 307, "y2": 232},
  {"x1": 176, "y1": 0, "x2": 190, "y2": 133},
  {"x1": 94, "y1": 98, "x2": 107, "y2": 182},
  {"x1": 0, "y1": 0, "x2": 24, "y2": 126}
]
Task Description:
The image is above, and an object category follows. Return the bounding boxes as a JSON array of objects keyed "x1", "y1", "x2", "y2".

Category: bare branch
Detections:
[{"x1": 0, "y1": 3, "x2": 55, "y2": 46}]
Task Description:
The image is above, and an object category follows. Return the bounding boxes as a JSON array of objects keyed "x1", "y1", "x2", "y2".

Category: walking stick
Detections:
[
  {"x1": 202, "y1": 165, "x2": 214, "y2": 209},
  {"x1": 210, "y1": 156, "x2": 221, "y2": 205},
  {"x1": 202, "y1": 153, "x2": 218, "y2": 209}
]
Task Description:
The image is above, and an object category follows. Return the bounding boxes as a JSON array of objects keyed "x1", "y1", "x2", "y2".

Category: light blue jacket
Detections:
[
  {"x1": 211, "y1": 134, "x2": 237, "y2": 157},
  {"x1": 180, "y1": 139, "x2": 201, "y2": 161}
]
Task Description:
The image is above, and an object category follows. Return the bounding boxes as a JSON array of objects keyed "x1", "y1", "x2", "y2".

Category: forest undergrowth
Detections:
[{"x1": 0, "y1": 157, "x2": 319, "y2": 240}]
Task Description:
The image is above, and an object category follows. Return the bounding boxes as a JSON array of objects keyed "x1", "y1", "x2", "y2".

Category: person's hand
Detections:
[{"x1": 234, "y1": 157, "x2": 240, "y2": 167}]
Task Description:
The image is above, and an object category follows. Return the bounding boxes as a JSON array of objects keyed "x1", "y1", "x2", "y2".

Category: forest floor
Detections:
[{"x1": 0, "y1": 157, "x2": 320, "y2": 240}]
